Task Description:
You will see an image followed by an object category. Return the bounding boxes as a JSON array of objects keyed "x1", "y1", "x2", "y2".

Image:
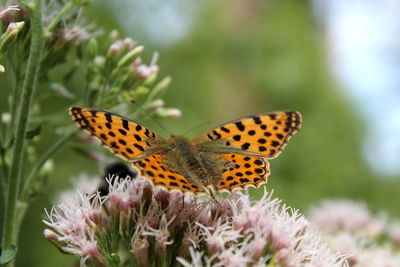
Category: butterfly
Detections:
[{"x1": 70, "y1": 107, "x2": 301, "y2": 195}]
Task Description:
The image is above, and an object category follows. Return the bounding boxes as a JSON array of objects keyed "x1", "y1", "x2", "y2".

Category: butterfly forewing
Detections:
[
  {"x1": 132, "y1": 154, "x2": 206, "y2": 194},
  {"x1": 69, "y1": 107, "x2": 169, "y2": 161},
  {"x1": 193, "y1": 111, "x2": 301, "y2": 159}
]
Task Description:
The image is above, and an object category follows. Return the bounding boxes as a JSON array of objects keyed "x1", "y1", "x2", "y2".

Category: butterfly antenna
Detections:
[
  {"x1": 182, "y1": 120, "x2": 211, "y2": 137},
  {"x1": 131, "y1": 99, "x2": 174, "y2": 136}
]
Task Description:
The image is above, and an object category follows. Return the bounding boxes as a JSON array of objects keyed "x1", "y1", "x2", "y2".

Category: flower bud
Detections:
[
  {"x1": 87, "y1": 38, "x2": 98, "y2": 59},
  {"x1": 117, "y1": 46, "x2": 144, "y2": 68},
  {"x1": 0, "y1": 21, "x2": 25, "y2": 54},
  {"x1": 156, "y1": 107, "x2": 182, "y2": 118},
  {"x1": 148, "y1": 76, "x2": 171, "y2": 101}
]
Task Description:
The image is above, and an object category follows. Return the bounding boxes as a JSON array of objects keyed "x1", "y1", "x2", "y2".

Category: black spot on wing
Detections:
[{"x1": 235, "y1": 121, "x2": 245, "y2": 131}]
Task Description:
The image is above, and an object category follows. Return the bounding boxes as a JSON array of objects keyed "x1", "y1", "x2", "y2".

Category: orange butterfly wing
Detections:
[
  {"x1": 132, "y1": 154, "x2": 206, "y2": 195},
  {"x1": 193, "y1": 111, "x2": 301, "y2": 158},
  {"x1": 217, "y1": 153, "x2": 270, "y2": 192},
  {"x1": 69, "y1": 107, "x2": 169, "y2": 161}
]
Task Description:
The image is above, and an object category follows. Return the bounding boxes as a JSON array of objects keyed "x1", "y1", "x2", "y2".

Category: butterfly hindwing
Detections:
[
  {"x1": 132, "y1": 154, "x2": 206, "y2": 195},
  {"x1": 193, "y1": 111, "x2": 301, "y2": 158},
  {"x1": 69, "y1": 107, "x2": 169, "y2": 161},
  {"x1": 217, "y1": 153, "x2": 270, "y2": 192}
]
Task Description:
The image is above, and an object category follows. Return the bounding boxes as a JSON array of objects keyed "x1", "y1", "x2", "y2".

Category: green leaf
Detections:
[
  {"x1": 26, "y1": 125, "x2": 41, "y2": 140},
  {"x1": 0, "y1": 245, "x2": 17, "y2": 265}
]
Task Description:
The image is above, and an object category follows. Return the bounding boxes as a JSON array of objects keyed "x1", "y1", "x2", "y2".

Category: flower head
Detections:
[{"x1": 44, "y1": 176, "x2": 347, "y2": 266}]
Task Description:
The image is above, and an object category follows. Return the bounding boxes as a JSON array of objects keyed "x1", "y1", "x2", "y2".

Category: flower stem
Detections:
[
  {"x1": 1, "y1": 0, "x2": 44, "y2": 250},
  {"x1": 45, "y1": 1, "x2": 74, "y2": 34},
  {"x1": 20, "y1": 130, "x2": 76, "y2": 202}
]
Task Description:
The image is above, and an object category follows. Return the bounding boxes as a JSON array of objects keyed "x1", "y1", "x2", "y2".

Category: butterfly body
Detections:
[
  {"x1": 70, "y1": 107, "x2": 301, "y2": 195},
  {"x1": 162, "y1": 135, "x2": 225, "y2": 189}
]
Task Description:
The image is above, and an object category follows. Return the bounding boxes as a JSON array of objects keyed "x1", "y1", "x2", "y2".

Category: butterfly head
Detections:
[{"x1": 168, "y1": 135, "x2": 193, "y2": 154}]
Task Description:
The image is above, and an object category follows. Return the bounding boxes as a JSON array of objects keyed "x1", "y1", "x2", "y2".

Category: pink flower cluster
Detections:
[
  {"x1": 309, "y1": 199, "x2": 400, "y2": 267},
  {"x1": 44, "y1": 176, "x2": 347, "y2": 266}
]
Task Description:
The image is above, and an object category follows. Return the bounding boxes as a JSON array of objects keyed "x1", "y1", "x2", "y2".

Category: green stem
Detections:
[
  {"x1": 45, "y1": 1, "x2": 74, "y2": 34},
  {"x1": 20, "y1": 130, "x2": 76, "y2": 202},
  {"x1": 2, "y1": 0, "x2": 43, "y2": 250},
  {"x1": 0, "y1": 152, "x2": 8, "y2": 197},
  {"x1": 14, "y1": 131, "x2": 76, "y2": 241}
]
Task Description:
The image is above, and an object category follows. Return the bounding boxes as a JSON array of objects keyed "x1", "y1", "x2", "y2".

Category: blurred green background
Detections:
[{"x1": 1, "y1": 0, "x2": 400, "y2": 266}]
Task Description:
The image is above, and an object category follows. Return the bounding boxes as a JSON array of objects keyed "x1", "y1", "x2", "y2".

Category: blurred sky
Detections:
[
  {"x1": 104, "y1": 0, "x2": 400, "y2": 177},
  {"x1": 313, "y1": 0, "x2": 400, "y2": 176}
]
